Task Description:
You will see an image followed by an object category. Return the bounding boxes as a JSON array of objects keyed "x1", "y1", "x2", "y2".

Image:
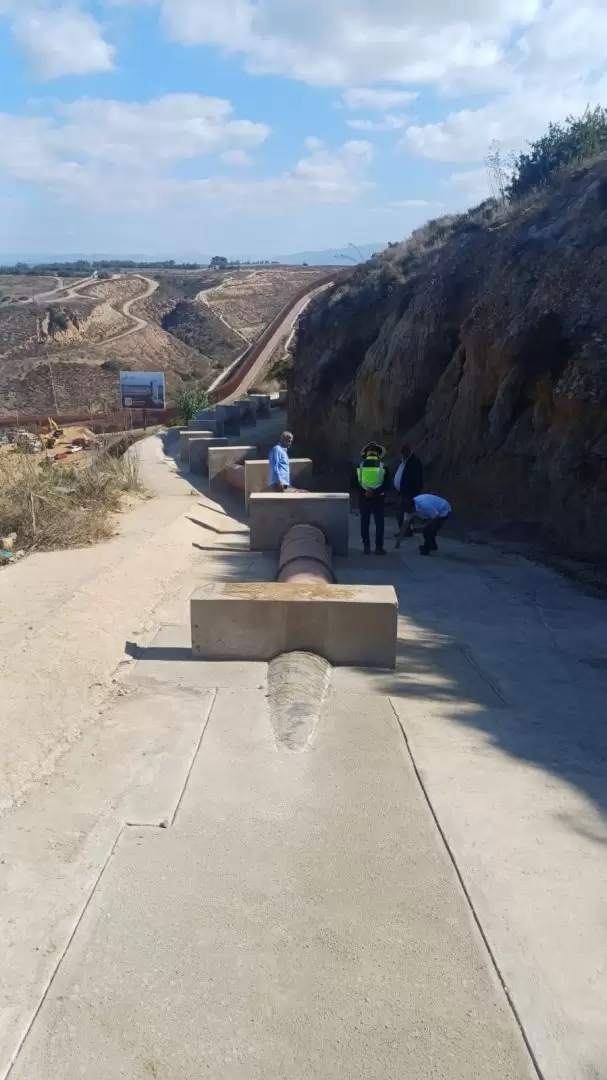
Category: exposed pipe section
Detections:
[
  {"x1": 225, "y1": 464, "x2": 246, "y2": 491},
  {"x1": 277, "y1": 524, "x2": 335, "y2": 584}
]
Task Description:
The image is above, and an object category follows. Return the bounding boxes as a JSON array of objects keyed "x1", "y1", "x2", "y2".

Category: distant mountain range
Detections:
[{"x1": 0, "y1": 243, "x2": 385, "y2": 268}]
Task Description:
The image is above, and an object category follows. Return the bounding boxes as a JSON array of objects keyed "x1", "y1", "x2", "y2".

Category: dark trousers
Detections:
[
  {"x1": 420, "y1": 515, "x2": 449, "y2": 551},
  {"x1": 360, "y1": 499, "x2": 385, "y2": 550},
  {"x1": 397, "y1": 489, "x2": 422, "y2": 529}
]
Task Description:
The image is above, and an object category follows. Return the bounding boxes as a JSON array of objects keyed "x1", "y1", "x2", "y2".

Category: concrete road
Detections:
[
  {"x1": 2, "y1": 479, "x2": 607, "y2": 1079},
  {"x1": 7, "y1": 674, "x2": 535, "y2": 1080}
]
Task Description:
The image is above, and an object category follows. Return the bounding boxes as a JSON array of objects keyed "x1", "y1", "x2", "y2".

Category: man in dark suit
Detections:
[{"x1": 394, "y1": 444, "x2": 424, "y2": 536}]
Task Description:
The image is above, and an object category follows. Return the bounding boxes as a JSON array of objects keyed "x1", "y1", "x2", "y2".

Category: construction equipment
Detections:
[
  {"x1": 40, "y1": 417, "x2": 64, "y2": 450},
  {"x1": 12, "y1": 430, "x2": 42, "y2": 453}
]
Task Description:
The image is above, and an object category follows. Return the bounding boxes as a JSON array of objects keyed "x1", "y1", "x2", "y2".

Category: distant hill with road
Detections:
[{"x1": 0, "y1": 266, "x2": 329, "y2": 415}]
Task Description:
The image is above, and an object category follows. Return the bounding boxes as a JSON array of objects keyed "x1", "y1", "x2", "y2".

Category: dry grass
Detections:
[{"x1": 0, "y1": 447, "x2": 143, "y2": 551}]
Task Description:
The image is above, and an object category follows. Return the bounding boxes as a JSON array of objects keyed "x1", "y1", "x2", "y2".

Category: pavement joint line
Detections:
[
  {"x1": 3, "y1": 688, "x2": 218, "y2": 1078},
  {"x1": 4, "y1": 824, "x2": 126, "y2": 1080},
  {"x1": 168, "y1": 688, "x2": 218, "y2": 828},
  {"x1": 388, "y1": 697, "x2": 545, "y2": 1080},
  {"x1": 456, "y1": 643, "x2": 510, "y2": 705}
]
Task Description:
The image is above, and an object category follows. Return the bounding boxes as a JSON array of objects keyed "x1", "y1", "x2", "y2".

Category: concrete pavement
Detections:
[
  {"x1": 7, "y1": 679, "x2": 535, "y2": 1080},
  {"x1": 2, "y1": 453, "x2": 607, "y2": 1079}
]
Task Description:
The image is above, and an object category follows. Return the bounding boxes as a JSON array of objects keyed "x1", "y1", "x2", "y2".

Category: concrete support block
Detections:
[
  {"x1": 249, "y1": 492, "x2": 349, "y2": 555},
  {"x1": 244, "y1": 458, "x2": 313, "y2": 512},
  {"x1": 216, "y1": 404, "x2": 241, "y2": 436},
  {"x1": 208, "y1": 445, "x2": 258, "y2": 492},
  {"x1": 237, "y1": 400, "x2": 258, "y2": 427},
  {"x1": 247, "y1": 394, "x2": 271, "y2": 419},
  {"x1": 189, "y1": 436, "x2": 229, "y2": 474},
  {"x1": 195, "y1": 410, "x2": 225, "y2": 437},
  {"x1": 179, "y1": 429, "x2": 212, "y2": 463},
  {"x1": 191, "y1": 582, "x2": 397, "y2": 668}
]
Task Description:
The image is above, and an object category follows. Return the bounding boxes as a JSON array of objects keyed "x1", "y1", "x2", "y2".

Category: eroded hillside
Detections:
[
  {"x1": 0, "y1": 266, "x2": 328, "y2": 414},
  {"x1": 289, "y1": 158, "x2": 607, "y2": 560}
]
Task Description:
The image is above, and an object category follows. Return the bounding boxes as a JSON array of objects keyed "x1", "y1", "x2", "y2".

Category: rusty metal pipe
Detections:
[
  {"x1": 225, "y1": 463, "x2": 246, "y2": 492},
  {"x1": 277, "y1": 524, "x2": 334, "y2": 584}
]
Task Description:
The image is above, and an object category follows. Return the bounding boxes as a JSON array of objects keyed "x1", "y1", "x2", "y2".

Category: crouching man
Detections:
[{"x1": 397, "y1": 493, "x2": 451, "y2": 556}]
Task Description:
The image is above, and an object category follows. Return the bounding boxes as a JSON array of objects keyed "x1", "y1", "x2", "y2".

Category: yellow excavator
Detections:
[{"x1": 40, "y1": 417, "x2": 64, "y2": 450}]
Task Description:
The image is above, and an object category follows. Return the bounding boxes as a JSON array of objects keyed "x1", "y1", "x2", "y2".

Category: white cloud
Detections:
[
  {"x1": 445, "y1": 168, "x2": 492, "y2": 205},
  {"x1": 0, "y1": 95, "x2": 269, "y2": 207},
  {"x1": 3, "y1": 3, "x2": 114, "y2": 78},
  {"x1": 342, "y1": 87, "x2": 418, "y2": 111},
  {"x1": 220, "y1": 148, "x2": 252, "y2": 166},
  {"x1": 0, "y1": 98, "x2": 372, "y2": 214},
  {"x1": 404, "y1": 72, "x2": 607, "y2": 162},
  {"x1": 304, "y1": 136, "x2": 325, "y2": 151},
  {"x1": 390, "y1": 199, "x2": 442, "y2": 209},
  {"x1": 123, "y1": 0, "x2": 544, "y2": 88},
  {"x1": 347, "y1": 114, "x2": 409, "y2": 132},
  {"x1": 57, "y1": 94, "x2": 269, "y2": 166}
]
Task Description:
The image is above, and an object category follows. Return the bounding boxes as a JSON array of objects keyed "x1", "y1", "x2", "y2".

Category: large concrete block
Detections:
[
  {"x1": 249, "y1": 492, "x2": 349, "y2": 555},
  {"x1": 179, "y1": 429, "x2": 212, "y2": 463},
  {"x1": 195, "y1": 410, "x2": 225, "y2": 437},
  {"x1": 208, "y1": 445, "x2": 258, "y2": 492},
  {"x1": 216, "y1": 404, "x2": 241, "y2": 436},
  {"x1": 247, "y1": 394, "x2": 271, "y2": 418},
  {"x1": 237, "y1": 400, "x2": 258, "y2": 427},
  {"x1": 245, "y1": 458, "x2": 313, "y2": 512},
  {"x1": 190, "y1": 582, "x2": 397, "y2": 668},
  {"x1": 189, "y1": 436, "x2": 229, "y2": 474}
]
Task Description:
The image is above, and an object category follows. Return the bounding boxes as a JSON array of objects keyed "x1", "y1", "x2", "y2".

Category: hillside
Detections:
[
  {"x1": 0, "y1": 266, "x2": 327, "y2": 415},
  {"x1": 289, "y1": 156, "x2": 607, "y2": 562}
]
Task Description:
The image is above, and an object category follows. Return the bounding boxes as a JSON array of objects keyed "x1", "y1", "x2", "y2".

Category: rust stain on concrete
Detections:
[{"x1": 223, "y1": 582, "x2": 356, "y2": 601}]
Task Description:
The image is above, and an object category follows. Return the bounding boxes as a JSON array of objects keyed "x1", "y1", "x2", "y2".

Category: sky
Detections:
[{"x1": 0, "y1": 0, "x2": 606, "y2": 258}]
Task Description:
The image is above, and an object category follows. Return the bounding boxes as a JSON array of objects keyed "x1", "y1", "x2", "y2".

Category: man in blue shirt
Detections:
[{"x1": 268, "y1": 431, "x2": 294, "y2": 491}]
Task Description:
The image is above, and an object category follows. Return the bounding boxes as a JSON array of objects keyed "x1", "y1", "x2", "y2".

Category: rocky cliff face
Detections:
[{"x1": 289, "y1": 158, "x2": 607, "y2": 560}]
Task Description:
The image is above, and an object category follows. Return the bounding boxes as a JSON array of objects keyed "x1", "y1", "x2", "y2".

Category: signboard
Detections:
[{"x1": 120, "y1": 371, "x2": 166, "y2": 410}]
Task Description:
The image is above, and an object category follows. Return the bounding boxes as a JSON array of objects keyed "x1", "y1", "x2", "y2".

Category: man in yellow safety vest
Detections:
[{"x1": 351, "y1": 442, "x2": 391, "y2": 555}]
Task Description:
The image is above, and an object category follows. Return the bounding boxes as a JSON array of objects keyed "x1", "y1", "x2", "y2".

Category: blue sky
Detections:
[{"x1": 0, "y1": 0, "x2": 606, "y2": 258}]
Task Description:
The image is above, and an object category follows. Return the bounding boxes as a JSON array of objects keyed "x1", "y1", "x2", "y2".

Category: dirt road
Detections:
[
  {"x1": 197, "y1": 288, "x2": 251, "y2": 345},
  {"x1": 100, "y1": 276, "x2": 159, "y2": 345}
]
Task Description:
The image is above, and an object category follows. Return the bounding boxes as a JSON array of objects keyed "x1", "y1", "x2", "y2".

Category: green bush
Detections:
[
  {"x1": 508, "y1": 106, "x2": 607, "y2": 201},
  {"x1": 175, "y1": 386, "x2": 211, "y2": 425}
]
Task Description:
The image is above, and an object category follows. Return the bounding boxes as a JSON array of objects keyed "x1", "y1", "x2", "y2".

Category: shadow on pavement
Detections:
[{"x1": 125, "y1": 641, "x2": 193, "y2": 662}]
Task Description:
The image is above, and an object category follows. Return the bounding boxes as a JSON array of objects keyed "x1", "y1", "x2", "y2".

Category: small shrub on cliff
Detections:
[{"x1": 508, "y1": 106, "x2": 607, "y2": 200}]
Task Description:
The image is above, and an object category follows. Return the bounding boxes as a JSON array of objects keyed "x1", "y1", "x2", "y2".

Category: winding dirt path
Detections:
[{"x1": 99, "y1": 276, "x2": 159, "y2": 346}]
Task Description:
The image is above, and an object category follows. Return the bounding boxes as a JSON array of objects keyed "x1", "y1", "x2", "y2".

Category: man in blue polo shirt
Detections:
[{"x1": 268, "y1": 431, "x2": 294, "y2": 491}]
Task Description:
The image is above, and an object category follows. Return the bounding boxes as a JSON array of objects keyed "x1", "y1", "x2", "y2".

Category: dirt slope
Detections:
[
  {"x1": 0, "y1": 267, "x2": 329, "y2": 415},
  {"x1": 289, "y1": 158, "x2": 607, "y2": 561}
]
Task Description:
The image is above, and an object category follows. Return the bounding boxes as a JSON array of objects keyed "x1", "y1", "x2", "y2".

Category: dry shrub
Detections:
[{"x1": 0, "y1": 448, "x2": 143, "y2": 551}]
